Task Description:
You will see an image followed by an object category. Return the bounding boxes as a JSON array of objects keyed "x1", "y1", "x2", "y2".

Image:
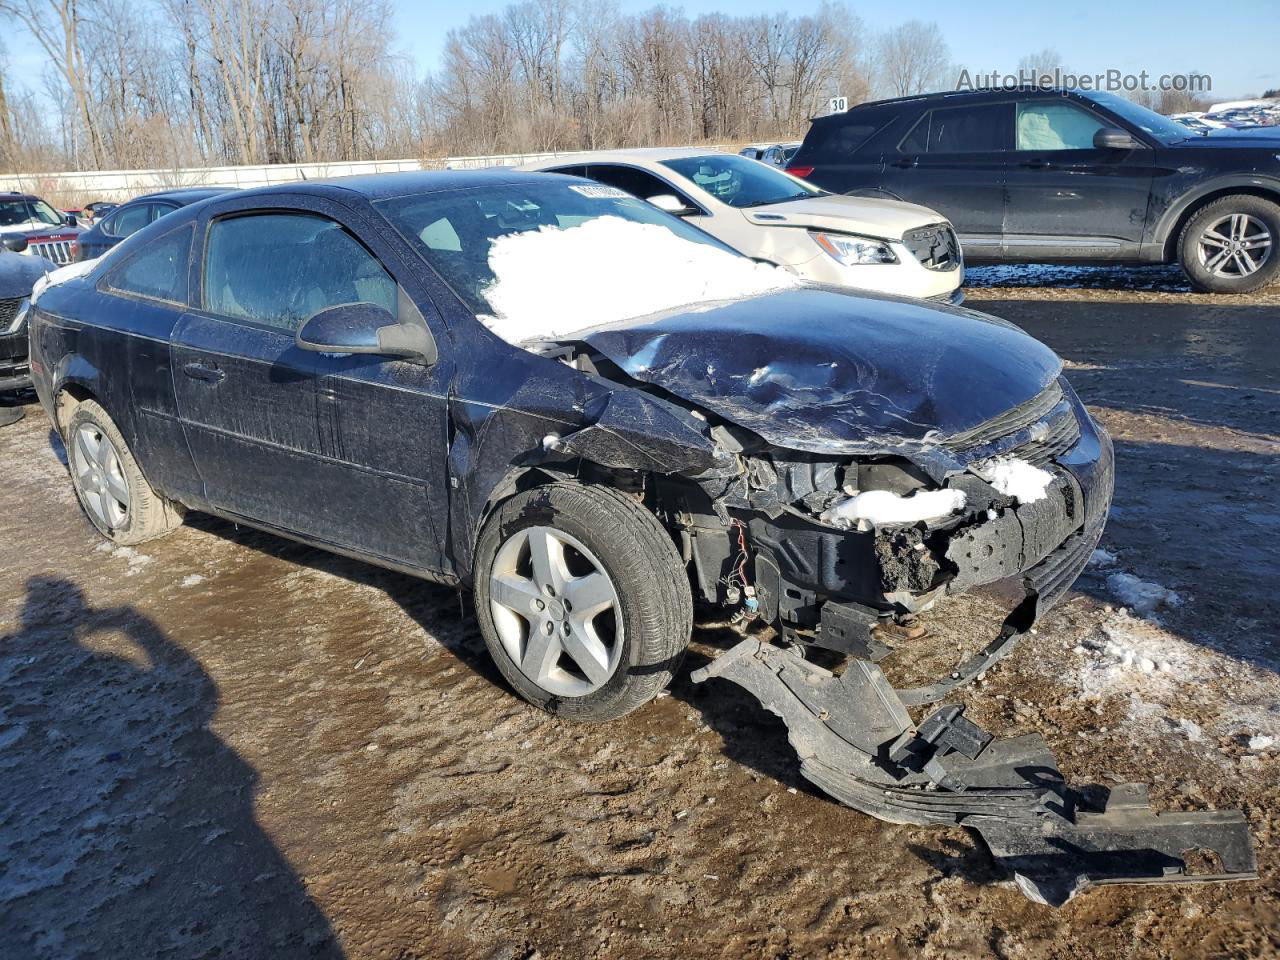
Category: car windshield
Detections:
[
  {"x1": 1083, "y1": 91, "x2": 1192, "y2": 144},
  {"x1": 659, "y1": 154, "x2": 823, "y2": 208},
  {"x1": 375, "y1": 180, "x2": 740, "y2": 315},
  {"x1": 0, "y1": 198, "x2": 63, "y2": 228}
]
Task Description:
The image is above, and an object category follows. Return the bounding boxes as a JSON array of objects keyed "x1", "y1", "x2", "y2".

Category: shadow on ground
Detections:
[{"x1": 0, "y1": 576, "x2": 345, "y2": 958}]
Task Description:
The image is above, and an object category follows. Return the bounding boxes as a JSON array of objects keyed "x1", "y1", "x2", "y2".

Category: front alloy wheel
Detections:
[
  {"x1": 1196, "y1": 213, "x2": 1272, "y2": 280},
  {"x1": 489, "y1": 525, "x2": 623, "y2": 697}
]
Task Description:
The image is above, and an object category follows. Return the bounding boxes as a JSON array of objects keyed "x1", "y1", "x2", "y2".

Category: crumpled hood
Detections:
[
  {"x1": 741, "y1": 195, "x2": 946, "y2": 240},
  {"x1": 574, "y1": 287, "x2": 1062, "y2": 457}
]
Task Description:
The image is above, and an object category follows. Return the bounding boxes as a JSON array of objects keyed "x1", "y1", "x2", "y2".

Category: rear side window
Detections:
[
  {"x1": 204, "y1": 212, "x2": 397, "y2": 332},
  {"x1": 104, "y1": 226, "x2": 192, "y2": 304},
  {"x1": 901, "y1": 104, "x2": 1011, "y2": 153},
  {"x1": 585, "y1": 165, "x2": 699, "y2": 209},
  {"x1": 802, "y1": 121, "x2": 883, "y2": 161},
  {"x1": 105, "y1": 203, "x2": 153, "y2": 238}
]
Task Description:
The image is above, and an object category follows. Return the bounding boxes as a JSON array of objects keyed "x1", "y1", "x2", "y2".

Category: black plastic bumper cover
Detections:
[{"x1": 692, "y1": 637, "x2": 1256, "y2": 906}]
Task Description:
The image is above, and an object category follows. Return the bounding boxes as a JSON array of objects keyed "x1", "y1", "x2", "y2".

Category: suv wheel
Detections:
[
  {"x1": 1179, "y1": 195, "x2": 1280, "y2": 293},
  {"x1": 473, "y1": 483, "x2": 692, "y2": 722},
  {"x1": 66, "y1": 399, "x2": 183, "y2": 545}
]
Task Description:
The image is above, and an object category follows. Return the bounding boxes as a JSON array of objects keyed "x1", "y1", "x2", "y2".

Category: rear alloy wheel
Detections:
[
  {"x1": 1179, "y1": 195, "x2": 1280, "y2": 293},
  {"x1": 474, "y1": 483, "x2": 692, "y2": 722},
  {"x1": 66, "y1": 399, "x2": 183, "y2": 545}
]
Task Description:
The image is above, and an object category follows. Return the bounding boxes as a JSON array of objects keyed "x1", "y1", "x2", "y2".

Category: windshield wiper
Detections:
[{"x1": 738, "y1": 193, "x2": 818, "y2": 208}]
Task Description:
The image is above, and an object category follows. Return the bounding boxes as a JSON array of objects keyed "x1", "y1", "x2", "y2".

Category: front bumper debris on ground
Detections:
[{"x1": 693, "y1": 625, "x2": 1258, "y2": 906}]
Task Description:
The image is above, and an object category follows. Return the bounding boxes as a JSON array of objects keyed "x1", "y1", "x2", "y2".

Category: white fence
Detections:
[{"x1": 0, "y1": 146, "x2": 734, "y2": 203}]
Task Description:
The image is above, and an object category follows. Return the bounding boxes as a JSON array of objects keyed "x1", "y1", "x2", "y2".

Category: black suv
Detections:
[{"x1": 788, "y1": 88, "x2": 1280, "y2": 292}]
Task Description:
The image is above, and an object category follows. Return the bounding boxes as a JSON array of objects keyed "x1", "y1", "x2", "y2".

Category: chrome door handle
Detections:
[{"x1": 183, "y1": 362, "x2": 225, "y2": 383}]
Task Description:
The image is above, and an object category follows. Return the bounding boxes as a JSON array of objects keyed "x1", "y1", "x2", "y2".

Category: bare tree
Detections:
[{"x1": 875, "y1": 20, "x2": 950, "y2": 97}]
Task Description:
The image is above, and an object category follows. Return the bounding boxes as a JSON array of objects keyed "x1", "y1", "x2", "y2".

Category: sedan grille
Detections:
[
  {"x1": 30, "y1": 238, "x2": 75, "y2": 264},
  {"x1": 945, "y1": 382, "x2": 1081, "y2": 467},
  {"x1": 903, "y1": 223, "x2": 959, "y2": 271}
]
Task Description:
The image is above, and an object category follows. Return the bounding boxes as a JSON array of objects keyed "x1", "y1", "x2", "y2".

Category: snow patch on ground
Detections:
[
  {"x1": 975, "y1": 457, "x2": 1054, "y2": 503},
  {"x1": 1248, "y1": 734, "x2": 1275, "y2": 751},
  {"x1": 479, "y1": 216, "x2": 800, "y2": 342},
  {"x1": 820, "y1": 488, "x2": 966, "y2": 530},
  {"x1": 1074, "y1": 611, "x2": 1202, "y2": 699},
  {"x1": 1087, "y1": 547, "x2": 1118, "y2": 568},
  {"x1": 179, "y1": 574, "x2": 206, "y2": 588},
  {"x1": 1106, "y1": 572, "x2": 1182, "y2": 617}
]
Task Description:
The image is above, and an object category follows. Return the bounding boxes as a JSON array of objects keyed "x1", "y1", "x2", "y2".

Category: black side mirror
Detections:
[
  {"x1": 296, "y1": 302, "x2": 437, "y2": 364},
  {"x1": 65, "y1": 213, "x2": 78, "y2": 226},
  {"x1": 2, "y1": 235, "x2": 29, "y2": 253},
  {"x1": 1093, "y1": 127, "x2": 1141, "y2": 150}
]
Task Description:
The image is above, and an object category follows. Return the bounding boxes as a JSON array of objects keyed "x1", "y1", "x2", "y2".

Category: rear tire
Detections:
[
  {"x1": 1178, "y1": 195, "x2": 1280, "y2": 293},
  {"x1": 473, "y1": 483, "x2": 692, "y2": 722},
  {"x1": 66, "y1": 399, "x2": 183, "y2": 545}
]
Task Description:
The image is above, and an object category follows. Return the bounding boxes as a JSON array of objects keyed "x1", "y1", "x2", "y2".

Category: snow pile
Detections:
[
  {"x1": 1106, "y1": 572, "x2": 1182, "y2": 618},
  {"x1": 1088, "y1": 547, "x2": 1118, "y2": 568},
  {"x1": 820, "y1": 488, "x2": 966, "y2": 530},
  {"x1": 1073, "y1": 610, "x2": 1204, "y2": 700},
  {"x1": 479, "y1": 216, "x2": 800, "y2": 342},
  {"x1": 1249, "y1": 734, "x2": 1275, "y2": 751},
  {"x1": 974, "y1": 457, "x2": 1054, "y2": 503}
]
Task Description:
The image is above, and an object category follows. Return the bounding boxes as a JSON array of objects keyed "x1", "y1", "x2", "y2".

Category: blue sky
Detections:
[
  {"x1": 392, "y1": 0, "x2": 1277, "y2": 101},
  {"x1": 4, "y1": 0, "x2": 1277, "y2": 101}
]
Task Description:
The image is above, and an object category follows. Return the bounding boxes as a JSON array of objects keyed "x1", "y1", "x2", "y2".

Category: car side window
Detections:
[
  {"x1": 1016, "y1": 102, "x2": 1107, "y2": 150},
  {"x1": 584, "y1": 165, "x2": 700, "y2": 210},
  {"x1": 545, "y1": 165, "x2": 589, "y2": 178},
  {"x1": 149, "y1": 202, "x2": 179, "y2": 224},
  {"x1": 104, "y1": 226, "x2": 192, "y2": 304},
  {"x1": 204, "y1": 212, "x2": 398, "y2": 333},
  {"x1": 108, "y1": 203, "x2": 154, "y2": 238},
  {"x1": 901, "y1": 104, "x2": 1011, "y2": 153}
]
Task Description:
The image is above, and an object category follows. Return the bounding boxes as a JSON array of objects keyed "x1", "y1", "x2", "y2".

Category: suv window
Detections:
[
  {"x1": 1016, "y1": 102, "x2": 1107, "y2": 150},
  {"x1": 106, "y1": 203, "x2": 154, "y2": 238},
  {"x1": 584, "y1": 164, "x2": 700, "y2": 210},
  {"x1": 204, "y1": 212, "x2": 397, "y2": 332},
  {"x1": 105, "y1": 226, "x2": 192, "y2": 304},
  {"x1": 803, "y1": 121, "x2": 883, "y2": 161},
  {"x1": 901, "y1": 103, "x2": 1011, "y2": 153}
]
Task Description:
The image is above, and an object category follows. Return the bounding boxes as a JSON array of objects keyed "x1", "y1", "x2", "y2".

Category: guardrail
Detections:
[{"x1": 0, "y1": 144, "x2": 737, "y2": 204}]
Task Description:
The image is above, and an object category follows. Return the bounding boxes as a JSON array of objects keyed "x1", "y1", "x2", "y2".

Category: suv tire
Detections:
[
  {"x1": 1178, "y1": 195, "x2": 1280, "y2": 293},
  {"x1": 473, "y1": 483, "x2": 692, "y2": 722}
]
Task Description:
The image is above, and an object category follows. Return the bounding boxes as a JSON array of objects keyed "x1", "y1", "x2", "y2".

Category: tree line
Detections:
[{"x1": 0, "y1": 0, "x2": 1213, "y2": 175}]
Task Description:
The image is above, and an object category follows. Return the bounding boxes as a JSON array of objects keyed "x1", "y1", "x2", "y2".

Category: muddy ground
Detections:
[{"x1": 1, "y1": 268, "x2": 1278, "y2": 959}]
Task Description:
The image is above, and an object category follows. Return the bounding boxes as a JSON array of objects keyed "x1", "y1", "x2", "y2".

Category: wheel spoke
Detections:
[
  {"x1": 1233, "y1": 250, "x2": 1256, "y2": 276},
  {"x1": 563, "y1": 571, "x2": 614, "y2": 616},
  {"x1": 1205, "y1": 248, "x2": 1231, "y2": 273},
  {"x1": 94, "y1": 435, "x2": 114, "y2": 468},
  {"x1": 76, "y1": 430, "x2": 97, "y2": 470},
  {"x1": 527, "y1": 528, "x2": 567, "y2": 593},
  {"x1": 490, "y1": 573, "x2": 543, "y2": 616},
  {"x1": 104, "y1": 470, "x2": 130, "y2": 506},
  {"x1": 83, "y1": 489, "x2": 106, "y2": 526},
  {"x1": 1201, "y1": 229, "x2": 1229, "y2": 247},
  {"x1": 560, "y1": 628, "x2": 611, "y2": 685},
  {"x1": 521, "y1": 625, "x2": 561, "y2": 683}
]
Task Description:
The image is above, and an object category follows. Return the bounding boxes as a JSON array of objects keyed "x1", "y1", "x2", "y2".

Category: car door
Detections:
[
  {"x1": 877, "y1": 101, "x2": 1013, "y2": 257},
  {"x1": 170, "y1": 197, "x2": 453, "y2": 573},
  {"x1": 1002, "y1": 98, "x2": 1156, "y2": 258}
]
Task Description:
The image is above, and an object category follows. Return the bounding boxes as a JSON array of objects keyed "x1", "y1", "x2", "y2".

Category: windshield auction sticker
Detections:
[{"x1": 568, "y1": 185, "x2": 632, "y2": 199}]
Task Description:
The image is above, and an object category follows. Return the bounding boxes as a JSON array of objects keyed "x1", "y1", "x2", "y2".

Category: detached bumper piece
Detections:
[{"x1": 691, "y1": 637, "x2": 1257, "y2": 906}]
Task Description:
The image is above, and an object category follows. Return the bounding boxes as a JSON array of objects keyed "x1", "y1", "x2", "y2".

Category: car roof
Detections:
[
  {"x1": 132, "y1": 187, "x2": 232, "y2": 203},
  {"x1": 216, "y1": 168, "x2": 560, "y2": 203},
  {"x1": 842, "y1": 86, "x2": 1092, "y2": 113},
  {"x1": 520, "y1": 147, "x2": 731, "y2": 168},
  {"x1": 1, "y1": 192, "x2": 45, "y2": 202}
]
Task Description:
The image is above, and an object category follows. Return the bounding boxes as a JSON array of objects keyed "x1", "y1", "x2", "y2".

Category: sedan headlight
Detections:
[{"x1": 809, "y1": 230, "x2": 898, "y2": 266}]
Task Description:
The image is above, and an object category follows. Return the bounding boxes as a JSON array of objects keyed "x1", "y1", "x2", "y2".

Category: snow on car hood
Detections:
[
  {"x1": 480, "y1": 215, "x2": 799, "y2": 342},
  {"x1": 571, "y1": 287, "x2": 1063, "y2": 456},
  {"x1": 740, "y1": 194, "x2": 948, "y2": 241}
]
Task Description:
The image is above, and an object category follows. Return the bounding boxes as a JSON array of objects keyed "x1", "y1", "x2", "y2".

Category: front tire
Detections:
[
  {"x1": 66, "y1": 399, "x2": 182, "y2": 545},
  {"x1": 473, "y1": 483, "x2": 692, "y2": 722},
  {"x1": 1178, "y1": 195, "x2": 1280, "y2": 293}
]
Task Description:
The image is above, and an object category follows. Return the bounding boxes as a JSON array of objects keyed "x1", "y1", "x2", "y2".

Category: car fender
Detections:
[{"x1": 1149, "y1": 173, "x2": 1280, "y2": 248}]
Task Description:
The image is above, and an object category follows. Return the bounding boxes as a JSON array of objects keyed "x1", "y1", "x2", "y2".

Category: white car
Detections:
[{"x1": 519, "y1": 148, "x2": 964, "y2": 302}]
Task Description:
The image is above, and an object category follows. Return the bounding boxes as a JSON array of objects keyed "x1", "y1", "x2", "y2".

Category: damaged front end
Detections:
[{"x1": 546, "y1": 291, "x2": 1257, "y2": 905}]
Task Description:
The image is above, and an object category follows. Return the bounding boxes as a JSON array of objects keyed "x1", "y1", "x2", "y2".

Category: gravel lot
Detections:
[{"x1": 2, "y1": 269, "x2": 1278, "y2": 959}]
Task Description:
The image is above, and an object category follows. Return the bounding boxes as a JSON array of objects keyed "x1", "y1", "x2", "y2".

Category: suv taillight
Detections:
[{"x1": 786, "y1": 165, "x2": 815, "y2": 179}]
